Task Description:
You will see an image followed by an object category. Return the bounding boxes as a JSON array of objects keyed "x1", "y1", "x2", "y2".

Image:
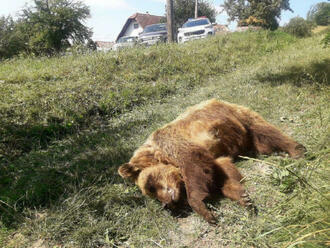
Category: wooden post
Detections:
[
  {"x1": 195, "y1": 0, "x2": 198, "y2": 18},
  {"x1": 166, "y1": 0, "x2": 175, "y2": 42}
]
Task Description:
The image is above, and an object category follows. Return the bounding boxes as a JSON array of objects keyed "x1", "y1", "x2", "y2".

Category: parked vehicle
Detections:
[
  {"x1": 177, "y1": 17, "x2": 215, "y2": 43},
  {"x1": 113, "y1": 36, "x2": 138, "y2": 51},
  {"x1": 138, "y1": 23, "x2": 167, "y2": 46}
]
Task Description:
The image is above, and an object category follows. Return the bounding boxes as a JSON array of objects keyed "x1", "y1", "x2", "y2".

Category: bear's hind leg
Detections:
[{"x1": 250, "y1": 124, "x2": 306, "y2": 158}]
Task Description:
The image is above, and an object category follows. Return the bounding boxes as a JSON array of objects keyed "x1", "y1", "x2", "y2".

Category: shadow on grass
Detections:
[
  {"x1": 0, "y1": 106, "x2": 108, "y2": 161},
  {"x1": 0, "y1": 115, "x2": 153, "y2": 227},
  {"x1": 255, "y1": 58, "x2": 329, "y2": 86},
  {"x1": 0, "y1": 122, "x2": 74, "y2": 160}
]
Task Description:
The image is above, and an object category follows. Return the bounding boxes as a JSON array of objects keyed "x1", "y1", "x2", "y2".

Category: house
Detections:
[
  {"x1": 95, "y1": 41, "x2": 114, "y2": 52},
  {"x1": 116, "y1": 12, "x2": 164, "y2": 42},
  {"x1": 235, "y1": 26, "x2": 262, "y2": 32}
]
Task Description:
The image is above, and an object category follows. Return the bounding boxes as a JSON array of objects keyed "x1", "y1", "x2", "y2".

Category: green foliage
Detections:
[
  {"x1": 283, "y1": 17, "x2": 313, "y2": 38},
  {"x1": 19, "y1": 0, "x2": 92, "y2": 55},
  {"x1": 0, "y1": 0, "x2": 93, "y2": 58},
  {"x1": 270, "y1": 160, "x2": 304, "y2": 193},
  {"x1": 0, "y1": 16, "x2": 27, "y2": 59},
  {"x1": 86, "y1": 39, "x2": 97, "y2": 51},
  {"x1": 222, "y1": 0, "x2": 292, "y2": 30},
  {"x1": 173, "y1": 0, "x2": 216, "y2": 28},
  {"x1": 321, "y1": 31, "x2": 330, "y2": 48},
  {"x1": 307, "y1": 2, "x2": 330, "y2": 26}
]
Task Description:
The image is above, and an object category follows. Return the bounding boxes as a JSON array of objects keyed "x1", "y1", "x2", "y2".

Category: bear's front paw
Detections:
[
  {"x1": 292, "y1": 144, "x2": 307, "y2": 158},
  {"x1": 241, "y1": 193, "x2": 258, "y2": 216}
]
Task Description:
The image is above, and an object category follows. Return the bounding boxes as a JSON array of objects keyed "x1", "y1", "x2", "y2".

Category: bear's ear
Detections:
[{"x1": 118, "y1": 163, "x2": 141, "y2": 181}]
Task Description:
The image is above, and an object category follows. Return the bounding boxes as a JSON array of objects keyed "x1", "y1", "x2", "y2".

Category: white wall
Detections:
[{"x1": 123, "y1": 21, "x2": 143, "y2": 37}]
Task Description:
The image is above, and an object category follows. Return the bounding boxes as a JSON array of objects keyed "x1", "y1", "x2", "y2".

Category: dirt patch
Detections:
[
  {"x1": 168, "y1": 216, "x2": 214, "y2": 248},
  {"x1": 7, "y1": 233, "x2": 27, "y2": 248},
  {"x1": 32, "y1": 239, "x2": 47, "y2": 248}
]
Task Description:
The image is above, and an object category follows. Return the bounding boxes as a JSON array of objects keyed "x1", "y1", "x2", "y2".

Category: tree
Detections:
[
  {"x1": 222, "y1": 0, "x2": 292, "y2": 30},
  {"x1": 173, "y1": 0, "x2": 217, "y2": 29},
  {"x1": 86, "y1": 39, "x2": 97, "y2": 51},
  {"x1": 307, "y1": 2, "x2": 330, "y2": 26},
  {"x1": 0, "y1": 16, "x2": 27, "y2": 59},
  {"x1": 19, "y1": 0, "x2": 92, "y2": 55}
]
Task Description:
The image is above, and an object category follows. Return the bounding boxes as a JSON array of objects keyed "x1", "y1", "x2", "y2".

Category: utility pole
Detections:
[
  {"x1": 166, "y1": 0, "x2": 175, "y2": 42},
  {"x1": 195, "y1": 0, "x2": 198, "y2": 18}
]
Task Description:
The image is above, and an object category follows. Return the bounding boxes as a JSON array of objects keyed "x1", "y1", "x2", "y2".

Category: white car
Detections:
[
  {"x1": 177, "y1": 17, "x2": 215, "y2": 43},
  {"x1": 113, "y1": 36, "x2": 138, "y2": 51}
]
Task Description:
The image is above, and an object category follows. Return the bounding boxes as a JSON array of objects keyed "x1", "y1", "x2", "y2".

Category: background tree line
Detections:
[{"x1": 222, "y1": 0, "x2": 329, "y2": 37}]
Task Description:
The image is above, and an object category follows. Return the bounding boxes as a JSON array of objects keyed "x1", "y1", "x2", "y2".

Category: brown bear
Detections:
[{"x1": 118, "y1": 99, "x2": 305, "y2": 223}]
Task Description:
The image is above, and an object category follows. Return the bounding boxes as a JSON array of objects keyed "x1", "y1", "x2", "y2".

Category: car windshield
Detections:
[
  {"x1": 118, "y1": 37, "x2": 136, "y2": 43},
  {"x1": 182, "y1": 19, "x2": 210, "y2": 28},
  {"x1": 143, "y1": 24, "x2": 166, "y2": 33}
]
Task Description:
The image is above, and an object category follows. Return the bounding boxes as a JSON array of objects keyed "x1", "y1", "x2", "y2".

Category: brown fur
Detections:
[{"x1": 118, "y1": 99, "x2": 305, "y2": 223}]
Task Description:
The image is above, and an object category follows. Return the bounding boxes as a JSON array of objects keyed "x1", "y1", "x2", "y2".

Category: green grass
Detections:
[
  {"x1": 0, "y1": 30, "x2": 329, "y2": 247},
  {"x1": 0, "y1": 31, "x2": 296, "y2": 160}
]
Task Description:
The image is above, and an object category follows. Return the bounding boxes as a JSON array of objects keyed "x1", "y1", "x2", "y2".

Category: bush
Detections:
[
  {"x1": 283, "y1": 17, "x2": 313, "y2": 38},
  {"x1": 321, "y1": 32, "x2": 330, "y2": 48}
]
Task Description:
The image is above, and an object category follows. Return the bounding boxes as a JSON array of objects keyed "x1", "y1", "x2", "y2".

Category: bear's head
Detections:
[{"x1": 118, "y1": 163, "x2": 185, "y2": 207}]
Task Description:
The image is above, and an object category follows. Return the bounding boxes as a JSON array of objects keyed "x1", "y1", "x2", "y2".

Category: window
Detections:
[
  {"x1": 143, "y1": 24, "x2": 167, "y2": 33},
  {"x1": 134, "y1": 23, "x2": 139, "y2": 29},
  {"x1": 182, "y1": 18, "x2": 210, "y2": 28}
]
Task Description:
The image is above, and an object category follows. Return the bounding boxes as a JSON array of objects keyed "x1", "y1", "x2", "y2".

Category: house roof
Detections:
[
  {"x1": 213, "y1": 24, "x2": 229, "y2": 33},
  {"x1": 235, "y1": 26, "x2": 262, "y2": 32},
  {"x1": 116, "y1": 13, "x2": 163, "y2": 42},
  {"x1": 95, "y1": 41, "x2": 114, "y2": 48}
]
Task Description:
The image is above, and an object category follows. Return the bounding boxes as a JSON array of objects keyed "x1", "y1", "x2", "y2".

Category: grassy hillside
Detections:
[{"x1": 0, "y1": 30, "x2": 329, "y2": 248}]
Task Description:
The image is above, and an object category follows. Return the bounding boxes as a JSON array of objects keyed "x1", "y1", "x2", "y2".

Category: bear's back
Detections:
[{"x1": 153, "y1": 99, "x2": 250, "y2": 158}]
